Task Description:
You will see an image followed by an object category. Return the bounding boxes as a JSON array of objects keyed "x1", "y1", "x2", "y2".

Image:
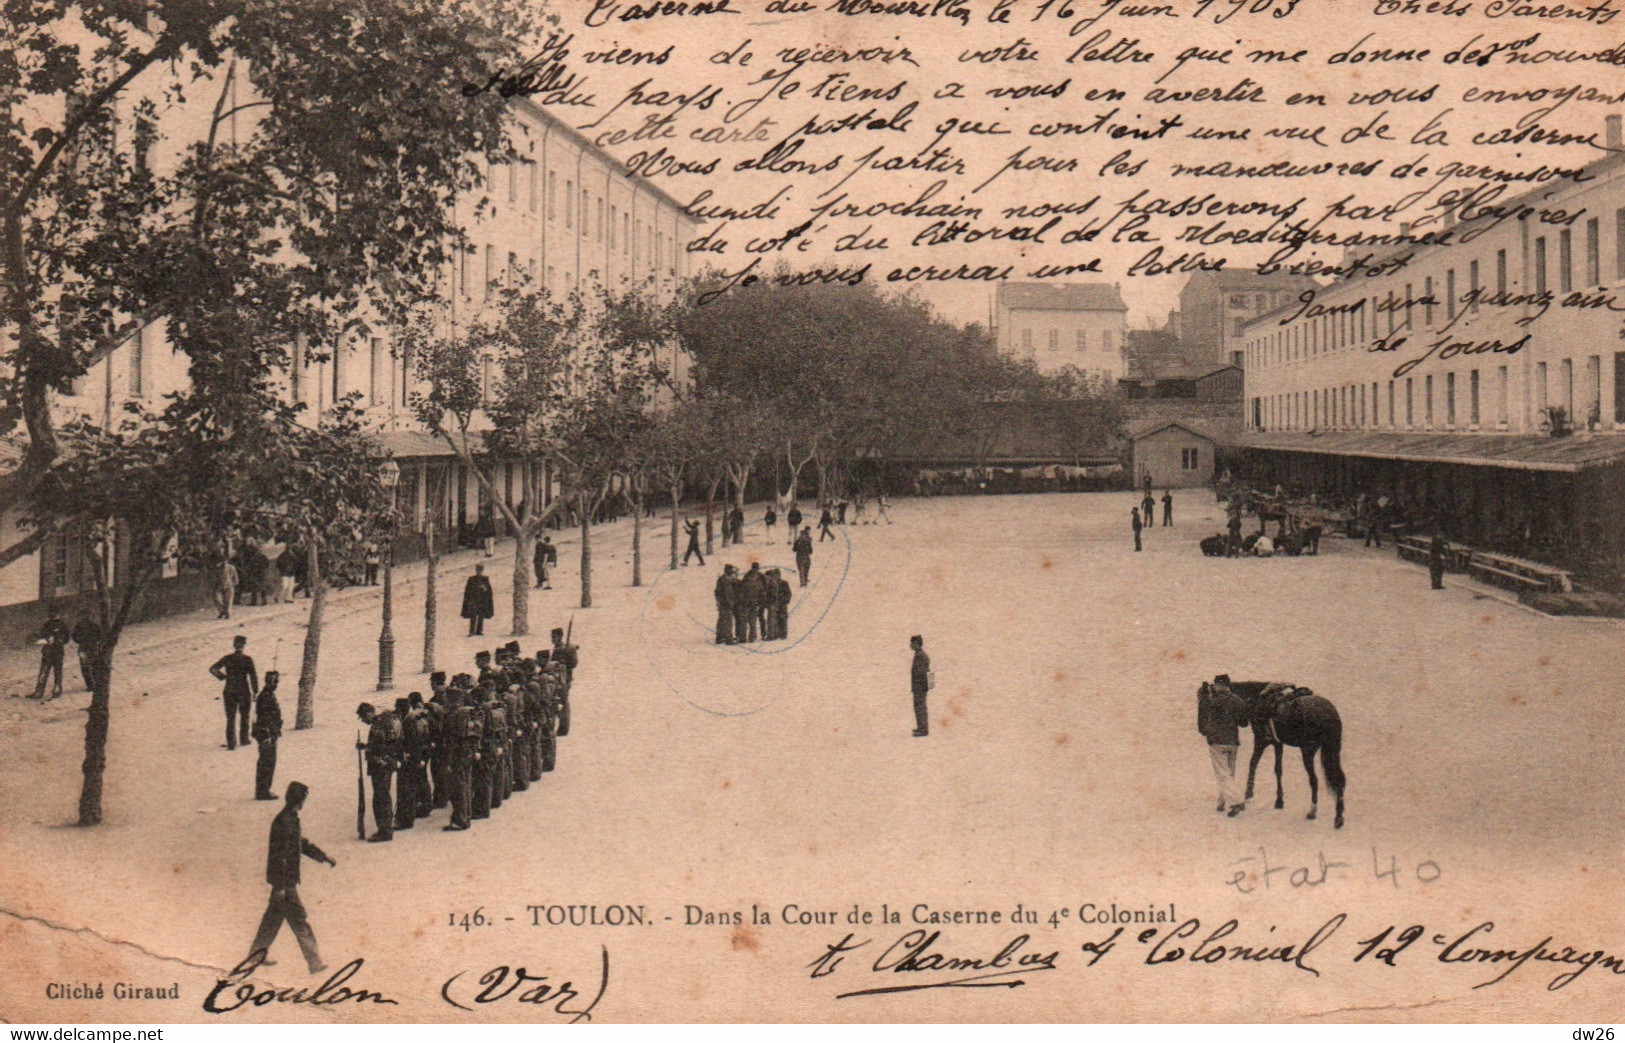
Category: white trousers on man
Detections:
[{"x1": 1209, "y1": 744, "x2": 1239, "y2": 809}]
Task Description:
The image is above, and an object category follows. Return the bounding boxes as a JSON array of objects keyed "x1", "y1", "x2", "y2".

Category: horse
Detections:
[{"x1": 1228, "y1": 681, "x2": 1346, "y2": 829}]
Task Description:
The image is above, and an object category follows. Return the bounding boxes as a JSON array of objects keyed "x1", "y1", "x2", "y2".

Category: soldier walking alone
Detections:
[
  {"x1": 244, "y1": 781, "x2": 333, "y2": 974},
  {"x1": 210, "y1": 635, "x2": 258, "y2": 750},
  {"x1": 910, "y1": 635, "x2": 932, "y2": 737}
]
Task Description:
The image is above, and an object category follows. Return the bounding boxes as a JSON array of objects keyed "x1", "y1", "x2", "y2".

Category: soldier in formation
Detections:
[{"x1": 352, "y1": 636, "x2": 581, "y2": 836}]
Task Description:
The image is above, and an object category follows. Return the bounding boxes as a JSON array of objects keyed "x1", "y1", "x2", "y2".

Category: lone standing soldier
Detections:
[
  {"x1": 214, "y1": 555, "x2": 238, "y2": 620},
  {"x1": 1131, "y1": 506, "x2": 1143, "y2": 552},
  {"x1": 794, "y1": 526, "x2": 814, "y2": 587},
  {"x1": 31, "y1": 610, "x2": 70, "y2": 701},
  {"x1": 1429, "y1": 532, "x2": 1448, "y2": 590},
  {"x1": 462, "y1": 564, "x2": 494, "y2": 636},
  {"x1": 1198, "y1": 676, "x2": 1248, "y2": 817},
  {"x1": 910, "y1": 635, "x2": 932, "y2": 737},
  {"x1": 786, "y1": 503, "x2": 803, "y2": 545},
  {"x1": 1141, "y1": 490, "x2": 1156, "y2": 529},
  {"x1": 252, "y1": 671, "x2": 283, "y2": 801},
  {"x1": 682, "y1": 519, "x2": 705, "y2": 566},
  {"x1": 211, "y1": 635, "x2": 258, "y2": 750},
  {"x1": 714, "y1": 565, "x2": 738, "y2": 645},
  {"x1": 1162, "y1": 490, "x2": 1173, "y2": 527},
  {"x1": 245, "y1": 781, "x2": 333, "y2": 974},
  {"x1": 355, "y1": 702, "x2": 400, "y2": 842}
]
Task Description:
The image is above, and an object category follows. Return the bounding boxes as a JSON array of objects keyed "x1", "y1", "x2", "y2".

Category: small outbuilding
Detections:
[{"x1": 1127, "y1": 420, "x2": 1219, "y2": 490}]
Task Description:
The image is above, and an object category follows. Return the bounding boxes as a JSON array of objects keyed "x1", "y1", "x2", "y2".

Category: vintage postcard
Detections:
[{"x1": 1, "y1": 0, "x2": 1622, "y2": 1025}]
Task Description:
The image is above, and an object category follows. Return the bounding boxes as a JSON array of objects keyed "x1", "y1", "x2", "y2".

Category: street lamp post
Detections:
[{"x1": 377, "y1": 458, "x2": 400, "y2": 692}]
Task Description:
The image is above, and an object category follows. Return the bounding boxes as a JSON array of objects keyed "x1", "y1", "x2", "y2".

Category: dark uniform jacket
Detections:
[
  {"x1": 1197, "y1": 687, "x2": 1248, "y2": 747},
  {"x1": 714, "y1": 573, "x2": 736, "y2": 609},
  {"x1": 911, "y1": 649, "x2": 931, "y2": 696},
  {"x1": 211, "y1": 651, "x2": 258, "y2": 696},
  {"x1": 266, "y1": 805, "x2": 329, "y2": 887},
  {"x1": 793, "y1": 533, "x2": 813, "y2": 561},
  {"x1": 739, "y1": 569, "x2": 764, "y2": 608},
  {"x1": 252, "y1": 686, "x2": 283, "y2": 743},
  {"x1": 364, "y1": 712, "x2": 403, "y2": 774}
]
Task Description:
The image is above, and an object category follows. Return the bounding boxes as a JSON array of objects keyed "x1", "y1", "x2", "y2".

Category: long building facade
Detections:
[
  {"x1": 1235, "y1": 119, "x2": 1625, "y2": 576},
  {"x1": 1, "y1": 57, "x2": 699, "y2": 642}
]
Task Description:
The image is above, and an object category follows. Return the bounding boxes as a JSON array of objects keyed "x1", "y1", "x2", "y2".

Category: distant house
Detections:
[
  {"x1": 994, "y1": 282, "x2": 1129, "y2": 379},
  {"x1": 1127, "y1": 420, "x2": 1222, "y2": 489}
]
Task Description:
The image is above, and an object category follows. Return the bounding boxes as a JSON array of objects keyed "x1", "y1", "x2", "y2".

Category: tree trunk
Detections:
[
  {"x1": 578, "y1": 505, "x2": 593, "y2": 609},
  {"x1": 422, "y1": 516, "x2": 438, "y2": 676},
  {"x1": 668, "y1": 485, "x2": 681, "y2": 570},
  {"x1": 631, "y1": 496, "x2": 643, "y2": 587},
  {"x1": 511, "y1": 524, "x2": 532, "y2": 636},
  {"x1": 76, "y1": 645, "x2": 114, "y2": 826},
  {"x1": 704, "y1": 474, "x2": 722, "y2": 554},
  {"x1": 815, "y1": 459, "x2": 829, "y2": 503},
  {"x1": 296, "y1": 540, "x2": 324, "y2": 730}
]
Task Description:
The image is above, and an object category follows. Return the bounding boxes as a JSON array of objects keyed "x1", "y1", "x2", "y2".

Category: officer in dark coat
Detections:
[
  {"x1": 738, "y1": 564, "x2": 764, "y2": 643},
  {"x1": 715, "y1": 565, "x2": 738, "y2": 645},
  {"x1": 462, "y1": 564, "x2": 495, "y2": 636},
  {"x1": 245, "y1": 781, "x2": 333, "y2": 974},
  {"x1": 786, "y1": 504, "x2": 803, "y2": 544},
  {"x1": 210, "y1": 635, "x2": 258, "y2": 749},
  {"x1": 252, "y1": 671, "x2": 284, "y2": 801},
  {"x1": 355, "y1": 702, "x2": 401, "y2": 842}
]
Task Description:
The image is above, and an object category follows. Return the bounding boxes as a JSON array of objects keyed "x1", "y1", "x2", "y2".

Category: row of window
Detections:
[
  {"x1": 1019, "y1": 328, "x2": 1119, "y2": 353},
  {"x1": 1252, "y1": 353, "x2": 1625, "y2": 432},
  {"x1": 1248, "y1": 210, "x2": 1624, "y2": 372}
]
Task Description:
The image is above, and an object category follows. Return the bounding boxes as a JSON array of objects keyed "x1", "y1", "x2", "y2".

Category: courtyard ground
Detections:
[{"x1": 1, "y1": 492, "x2": 1620, "y2": 1023}]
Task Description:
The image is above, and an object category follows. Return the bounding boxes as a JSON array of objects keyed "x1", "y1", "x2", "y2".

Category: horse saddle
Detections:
[{"x1": 1260, "y1": 683, "x2": 1311, "y2": 742}]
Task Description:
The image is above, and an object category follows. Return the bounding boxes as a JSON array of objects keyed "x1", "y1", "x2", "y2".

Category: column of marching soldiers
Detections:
[{"x1": 354, "y1": 628, "x2": 580, "y2": 840}]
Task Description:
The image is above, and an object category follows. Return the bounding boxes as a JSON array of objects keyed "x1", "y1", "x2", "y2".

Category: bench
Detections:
[{"x1": 1467, "y1": 552, "x2": 1573, "y2": 593}]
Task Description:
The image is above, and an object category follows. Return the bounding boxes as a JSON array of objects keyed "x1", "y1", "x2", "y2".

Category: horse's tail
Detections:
[{"x1": 1319, "y1": 705, "x2": 1346, "y2": 796}]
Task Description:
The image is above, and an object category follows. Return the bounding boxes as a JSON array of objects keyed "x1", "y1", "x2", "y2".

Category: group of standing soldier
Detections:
[
  {"x1": 355, "y1": 627, "x2": 579, "y2": 840},
  {"x1": 713, "y1": 563, "x2": 793, "y2": 645}
]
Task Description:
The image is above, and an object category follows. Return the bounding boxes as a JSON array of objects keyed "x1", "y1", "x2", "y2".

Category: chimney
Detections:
[{"x1": 1608, "y1": 114, "x2": 1622, "y2": 150}]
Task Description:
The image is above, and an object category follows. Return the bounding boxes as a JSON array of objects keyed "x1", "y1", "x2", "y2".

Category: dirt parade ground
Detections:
[{"x1": 1, "y1": 492, "x2": 1621, "y2": 1023}]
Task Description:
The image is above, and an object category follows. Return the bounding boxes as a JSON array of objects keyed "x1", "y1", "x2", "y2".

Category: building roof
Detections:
[
  {"x1": 512, "y1": 98, "x2": 698, "y2": 221},
  {"x1": 375, "y1": 429, "x2": 487, "y2": 459},
  {"x1": 998, "y1": 282, "x2": 1128, "y2": 312},
  {"x1": 1195, "y1": 364, "x2": 1242, "y2": 381},
  {"x1": 1232, "y1": 430, "x2": 1625, "y2": 473},
  {"x1": 1179, "y1": 270, "x2": 1316, "y2": 296},
  {"x1": 1126, "y1": 418, "x2": 1227, "y2": 443}
]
